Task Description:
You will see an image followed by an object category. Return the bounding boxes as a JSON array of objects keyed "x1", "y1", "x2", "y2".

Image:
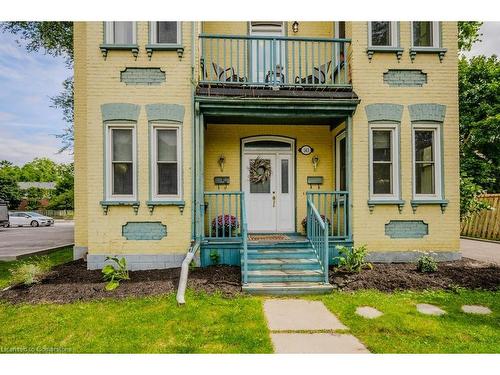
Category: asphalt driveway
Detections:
[
  {"x1": 461, "y1": 238, "x2": 500, "y2": 265},
  {"x1": 0, "y1": 221, "x2": 74, "y2": 261}
]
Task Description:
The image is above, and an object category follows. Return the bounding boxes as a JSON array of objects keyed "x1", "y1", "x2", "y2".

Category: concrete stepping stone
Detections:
[
  {"x1": 461, "y1": 305, "x2": 492, "y2": 315},
  {"x1": 356, "y1": 306, "x2": 383, "y2": 319},
  {"x1": 270, "y1": 333, "x2": 370, "y2": 353},
  {"x1": 416, "y1": 303, "x2": 446, "y2": 316},
  {"x1": 264, "y1": 299, "x2": 348, "y2": 331}
]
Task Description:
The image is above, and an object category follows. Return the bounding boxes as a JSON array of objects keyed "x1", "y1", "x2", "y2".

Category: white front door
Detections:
[{"x1": 242, "y1": 145, "x2": 295, "y2": 233}]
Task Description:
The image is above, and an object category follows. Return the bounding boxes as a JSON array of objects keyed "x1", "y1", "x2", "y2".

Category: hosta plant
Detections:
[
  {"x1": 102, "y1": 256, "x2": 130, "y2": 291},
  {"x1": 416, "y1": 254, "x2": 438, "y2": 273},
  {"x1": 334, "y1": 245, "x2": 372, "y2": 273}
]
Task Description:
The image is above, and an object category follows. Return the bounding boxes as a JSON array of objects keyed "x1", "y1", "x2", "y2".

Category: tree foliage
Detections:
[
  {"x1": 460, "y1": 174, "x2": 491, "y2": 221},
  {"x1": 458, "y1": 21, "x2": 483, "y2": 52},
  {"x1": 0, "y1": 175, "x2": 22, "y2": 209}
]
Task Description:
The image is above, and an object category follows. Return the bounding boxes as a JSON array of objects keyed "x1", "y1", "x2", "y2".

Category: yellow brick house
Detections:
[{"x1": 74, "y1": 21, "x2": 460, "y2": 294}]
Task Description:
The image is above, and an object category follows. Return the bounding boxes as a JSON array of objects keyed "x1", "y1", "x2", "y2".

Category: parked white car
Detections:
[{"x1": 7, "y1": 212, "x2": 55, "y2": 227}]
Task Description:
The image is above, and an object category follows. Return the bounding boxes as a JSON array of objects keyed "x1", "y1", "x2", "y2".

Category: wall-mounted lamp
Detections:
[
  {"x1": 217, "y1": 155, "x2": 226, "y2": 172},
  {"x1": 312, "y1": 155, "x2": 319, "y2": 171},
  {"x1": 292, "y1": 21, "x2": 299, "y2": 33}
]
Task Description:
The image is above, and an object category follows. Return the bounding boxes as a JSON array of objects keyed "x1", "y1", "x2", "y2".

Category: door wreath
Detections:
[{"x1": 249, "y1": 156, "x2": 272, "y2": 184}]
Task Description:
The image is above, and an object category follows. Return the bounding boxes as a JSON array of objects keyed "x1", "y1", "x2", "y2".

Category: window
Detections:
[
  {"x1": 369, "y1": 124, "x2": 399, "y2": 199},
  {"x1": 412, "y1": 22, "x2": 440, "y2": 48},
  {"x1": 104, "y1": 22, "x2": 136, "y2": 44},
  {"x1": 413, "y1": 124, "x2": 441, "y2": 199},
  {"x1": 152, "y1": 125, "x2": 182, "y2": 199},
  {"x1": 368, "y1": 22, "x2": 398, "y2": 47},
  {"x1": 107, "y1": 125, "x2": 136, "y2": 200},
  {"x1": 335, "y1": 132, "x2": 346, "y2": 191},
  {"x1": 150, "y1": 22, "x2": 181, "y2": 45}
]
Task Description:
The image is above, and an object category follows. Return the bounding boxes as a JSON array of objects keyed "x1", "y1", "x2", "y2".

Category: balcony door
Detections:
[
  {"x1": 249, "y1": 22, "x2": 286, "y2": 84},
  {"x1": 242, "y1": 137, "x2": 295, "y2": 233}
]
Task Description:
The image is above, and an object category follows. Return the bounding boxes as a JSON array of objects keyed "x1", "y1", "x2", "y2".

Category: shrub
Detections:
[
  {"x1": 9, "y1": 256, "x2": 52, "y2": 286},
  {"x1": 209, "y1": 250, "x2": 220, "y2": 265},
  {"x1": 102, "y1": 256, "x2": 130, "y2": 291},
  {"x1": 301, "y1": 215, "x2": 331, "y2": 233},
  {"x1": 211, "y1": 215, "x2": 239, "y2": 237},
  {"x1": 416, "y1": 254, "x2": 438, "y2": 273},
  {"x1": 334, "y1": 245, "x2": 372, "y2": 273}
]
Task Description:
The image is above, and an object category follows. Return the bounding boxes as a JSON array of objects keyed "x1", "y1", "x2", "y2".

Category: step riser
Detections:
[
  {"x1": 245, "y1": 263, "x2": 321, "y2": 271},
  {"x1": 246, "y1": 252, "x2": 317, "y2": 259},
  {"x1": 242, "y1": 287, "x2": 333, "y2": 295},
  {"x1": 247, "y1": 275, "x2": 324, "y2": 283}
]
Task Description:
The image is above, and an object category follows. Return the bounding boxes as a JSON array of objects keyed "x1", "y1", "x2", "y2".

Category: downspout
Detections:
[{"x1": 177, "y1": 21, "x2": 199, "y2": 306}]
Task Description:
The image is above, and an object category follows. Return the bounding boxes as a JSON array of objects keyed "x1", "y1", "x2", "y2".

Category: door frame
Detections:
[{"x1": 240, "y1": 135, "x2": 297, "y2": 233}]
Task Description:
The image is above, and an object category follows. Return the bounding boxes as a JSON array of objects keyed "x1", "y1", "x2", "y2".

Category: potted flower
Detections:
[{"x1": 211, "y1": 215, "x2": 239, "y2": 237}]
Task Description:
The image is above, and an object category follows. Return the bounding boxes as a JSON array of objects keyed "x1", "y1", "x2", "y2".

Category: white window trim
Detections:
[
  {"x1": 335, "y1": 131, "x2": 346, "y2": 191},
  {"x1": 105, "y1": 123, "x2": 137, "y2": 201},
  {"x1": 411, "y1": 21, "x2": 440, "y2": 48},
  {"x1": 334, "y1": 21, "x2": 345, "y2": 39},
  {"x1": 104, "y1": 21, "x2": 137, "y2": 45},
  {"x1": 412, "y1": 123, "x2": 442, "y2": 200},
  {"x1": 151, "y1": 124, "x2": 183, "y2": 201},
  {"x1": 368, "y1": 21, "x2": 398, "y2": 48},
  {"x1": 149, "y1": 21, "x2": 182, "y2": 45},
  {"x1": 369, "y1": 123, "x2": 400, "y2": 200}
]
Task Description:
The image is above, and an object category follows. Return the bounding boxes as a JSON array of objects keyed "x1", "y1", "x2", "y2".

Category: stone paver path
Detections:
[
  {"x1": 461, "y1": 305, "x2": 492, "y2": 315},
  {"x1": 416, "y1": 303, "x2": 446, "y2": 316},
  {"x1": 356, "y1": 306, "x2": 383, "y2": 319},
  {"x1": 264, "y1": 299, "x2": 369, "y2": 354}
]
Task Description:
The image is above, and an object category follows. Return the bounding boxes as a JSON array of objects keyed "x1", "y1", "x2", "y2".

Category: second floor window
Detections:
[
  {"x1": 105, "y1": 22, "x2": 136, "y2": 45},
  {"x1": 369, "y1": 21, "x2": 397, "y2": 48},
  {"x1": 412, "y1": 21, "x2": 440, "y2": 48},
  {"x1": 150, "y1": 22, "x2": 181, "y2": 45}
]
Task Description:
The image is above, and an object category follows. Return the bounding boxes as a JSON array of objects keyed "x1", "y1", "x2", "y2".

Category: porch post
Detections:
[
  {"x1": 193, "y1": 102, "x2": 203, "y2": 241},
  {"x1": 346, "y1": 115, "x2": 353, "y2": 241}
]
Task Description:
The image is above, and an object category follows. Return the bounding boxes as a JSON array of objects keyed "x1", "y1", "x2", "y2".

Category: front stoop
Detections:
[{"x1": 241, "y1": 244, "x2": 333, "y2": 295}]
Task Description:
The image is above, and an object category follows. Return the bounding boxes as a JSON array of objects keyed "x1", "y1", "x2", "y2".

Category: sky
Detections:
[{"x1": 0, "y1": 22, "x2": 498, "y2": 167}]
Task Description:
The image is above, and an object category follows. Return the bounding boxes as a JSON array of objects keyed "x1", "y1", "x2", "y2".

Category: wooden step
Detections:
[
  {"x1": 242, "y1": 282, "x2": 333, "y2": 295},
  {"x1": 246, "y1": 269, "x2": 324, "y2": 283},
  {"x1": 244, "y1": 258, "x2": 321, "y2": 270}
]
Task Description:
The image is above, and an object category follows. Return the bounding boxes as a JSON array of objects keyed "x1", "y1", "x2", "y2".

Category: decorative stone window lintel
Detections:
[
  {"x1": 410, "y1": 200, "x2": 448, "y2": 214},
  {"x1": 368, "y1": 200, "x2": 405, "y2": 214},
  {"x1": 100, "y1": 201, "x2": 140, "y2": 215},
  {"x1": 367, "y1": 47, "x2": 404, "y2": 62},
  {"x1": 146, "y1": 200, "x2": 185, "y2": 215},
  {"x1": 99, "y1": 44, "x2": 139, "y2": 60},
  {"x1": 409, "y1": 48, "x2": 447, "y2": 63},
  {"x1": 145, "y1": 44, "x2": 184, "y2": 60}
]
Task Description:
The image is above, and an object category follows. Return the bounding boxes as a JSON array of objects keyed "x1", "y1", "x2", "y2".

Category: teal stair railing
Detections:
[
  {"x1": 306, "y1": 196, "x2": 329, "y2": 284},
  {"x1": 306, "y1": 191, "x2": 349, "y2": 240},
  {"x1": 199, "y1": 34, "x2": 351, "y2": 88}
]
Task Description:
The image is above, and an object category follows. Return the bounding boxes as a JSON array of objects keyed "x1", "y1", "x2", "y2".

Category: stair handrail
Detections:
[{"x1": 306, "y1": 196, "x2": 329, "y2": 284}]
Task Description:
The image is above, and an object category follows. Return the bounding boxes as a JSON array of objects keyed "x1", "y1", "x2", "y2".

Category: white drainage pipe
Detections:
[{"x1": 176, "y1": 241, "x2": 200, "y2": 305}]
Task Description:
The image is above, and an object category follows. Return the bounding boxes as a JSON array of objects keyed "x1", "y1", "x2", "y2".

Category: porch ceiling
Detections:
[{"x1": 196, "y1": 95, "x2": 360, "y2": 127}]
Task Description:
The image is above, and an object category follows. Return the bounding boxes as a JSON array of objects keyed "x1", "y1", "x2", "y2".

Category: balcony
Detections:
[{"x1": 199, "y1": 34, "x2": 351, "y2": 94}]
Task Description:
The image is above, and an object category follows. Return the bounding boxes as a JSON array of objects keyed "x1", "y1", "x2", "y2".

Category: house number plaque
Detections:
[{"x1": 299, "y1": 145, "x2": 314, "y2": 155}]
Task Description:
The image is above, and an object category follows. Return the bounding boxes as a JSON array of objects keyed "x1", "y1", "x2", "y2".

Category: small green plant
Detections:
[
  {"x1": 102, "y1": 256, "x2": 130, "y2": 291},
  {"x1": 209, "y1": 250, "x2": 220, "y2": 265},
  {"x1": 189, "y1": 260, "x2": 196, "y2": 271},
  {"x1": 9, "y1": 256, "x2": 52, "y2": 286},
  {"x1": 334, "y1": 245, "x2": 372, "y2": 273},
  {"x1": 416, "y1": 254, "x2": 438, "y2": 273}
]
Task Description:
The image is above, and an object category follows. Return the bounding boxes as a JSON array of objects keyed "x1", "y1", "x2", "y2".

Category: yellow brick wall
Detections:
[
  {"x1": 349, "y1": 21, "x2": 460, "y2": 252},
  {"x1": 74, "y1": 22, "x2": 197, "y2": 255},
  {"x1": 204, "y1": 124, "x2": 334, "y2": 233}
]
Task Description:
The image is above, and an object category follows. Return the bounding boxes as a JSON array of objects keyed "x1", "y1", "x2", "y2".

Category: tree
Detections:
[
  {"x1": 0, "y1": 22, "x2": 74, "y2": 152},
  {"x1": 458, "y1": 21, "x2": 483, "y2": 52},
  {"x1": 460, "y1": 174, "x2": 491, "y2": 221},
  {"x1": 0, "y1": 175, "x2": 22, "y2": 209},
  {"x1": 19, "y1": 158, "x2": 60, "y2": 182}
]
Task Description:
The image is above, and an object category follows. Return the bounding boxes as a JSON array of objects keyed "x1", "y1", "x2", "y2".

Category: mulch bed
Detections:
[
  {"x1": 330, "y1": 258, "x2": 500, "y2": 292},
  {"x1": 1, "y1": 258, "x2": 498, "y2": 304},
  {"x1": 0, "y1": 259, "x2": 242, "y2": 304}
]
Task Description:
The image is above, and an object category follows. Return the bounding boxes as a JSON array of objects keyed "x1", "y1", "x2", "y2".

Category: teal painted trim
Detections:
[
  {"x1": 120, "y1": 68, "x2": 166, "y2": 86},
  {"x1": 200, "y1": 246, "x2": 241, "y2": 267},
  {"x1": 99, "y1": 44, "x2": 139, "y2": 50},
  {"x1": 146, "y1": 200, "x2": 185, "y2": 206},
  {"x1": 411, "y1": 199, "x2": 449, "y2": 213},
  {"x1": 146, "y1": 44, "x2": 183, "y2": 50},
  {"x1": 100, "y1": 200, "x2": 140, "y2": 215},
  {"x1": 408, "y1": 103, "x2": 446, "y2": 123},
  {"x1": 346, "y1": 115, "x2": 353, "y2": 241},
  {"x1": 383, "y1": 70, "x2": 427, "y2": 87},
  {"x1": 365, "y1": 103, "x2": 403, "y2": 123},
  {"x1": 122, "y1": 222, "x2": 167, "y2": 241},
  {"x1": 145, "y1": 104, "x2": 185, "y2": 123},
  {"x1": 409, "y1": 47, "x2": 447, "y2": 62},
  {"x1": 101, "y1": 103, "x2": 140, "y2": 122},
  {"x1": 385, "y1": 220, "x2": 428, "y2": 239},
  {"x1": 368, "y1": 200, "x2": 405, "y2": 213}
]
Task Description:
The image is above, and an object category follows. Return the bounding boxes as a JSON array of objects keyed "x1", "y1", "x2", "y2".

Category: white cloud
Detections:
[{"x1": 464, "y1": 22, "x2": 500, "y2": 58}]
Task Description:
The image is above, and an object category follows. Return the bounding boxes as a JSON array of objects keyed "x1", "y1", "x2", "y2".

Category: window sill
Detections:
[
  {"x1": 409, "y1": 47, "x2": 447, "y2": 63},
  {"x1": 145, "y1": 44, "x2": 184, "y2": 60},
  {"x1": 146, "y1": 200, "x2": 185, "y2": 214},
  {"x1": 366, "y1": 47, "x2": 404, "y2": 62},
  {"x1": 410, "y1": 199, "x2": 448, "y2": 213},
  {"x1": 100, "y1": 200, "x2": 140, "y2": 215},
  {"x1": 99, "y1": 44, "x2": 139, "y2": 60},
  {"x1": 368, "y1": 199, "x2": 405, "y2": 213}
]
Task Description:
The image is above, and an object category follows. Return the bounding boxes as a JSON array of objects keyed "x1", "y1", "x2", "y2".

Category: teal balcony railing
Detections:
[
  {"x1": 306, "y1": 191, "x2": 349, "y2": 239},
  {"x1": 200, "y1": 34, "x2": 351, "y2": 88},
  {"x1": 306, "y1": 196, "x2": 329, "y2": 284}
]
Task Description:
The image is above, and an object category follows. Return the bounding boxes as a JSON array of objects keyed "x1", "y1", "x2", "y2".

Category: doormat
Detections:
[{"x1": 248, "y1": 234, "x2": 291, "y2": 241}]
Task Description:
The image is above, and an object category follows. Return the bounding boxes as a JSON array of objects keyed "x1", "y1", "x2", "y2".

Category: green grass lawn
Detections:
[
  {"x1": 0, "y1": 247, "x2": 73, "y2": 289},
  {"x1": 316, "y1": 289, "x2": 500, "y2": 353}
]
